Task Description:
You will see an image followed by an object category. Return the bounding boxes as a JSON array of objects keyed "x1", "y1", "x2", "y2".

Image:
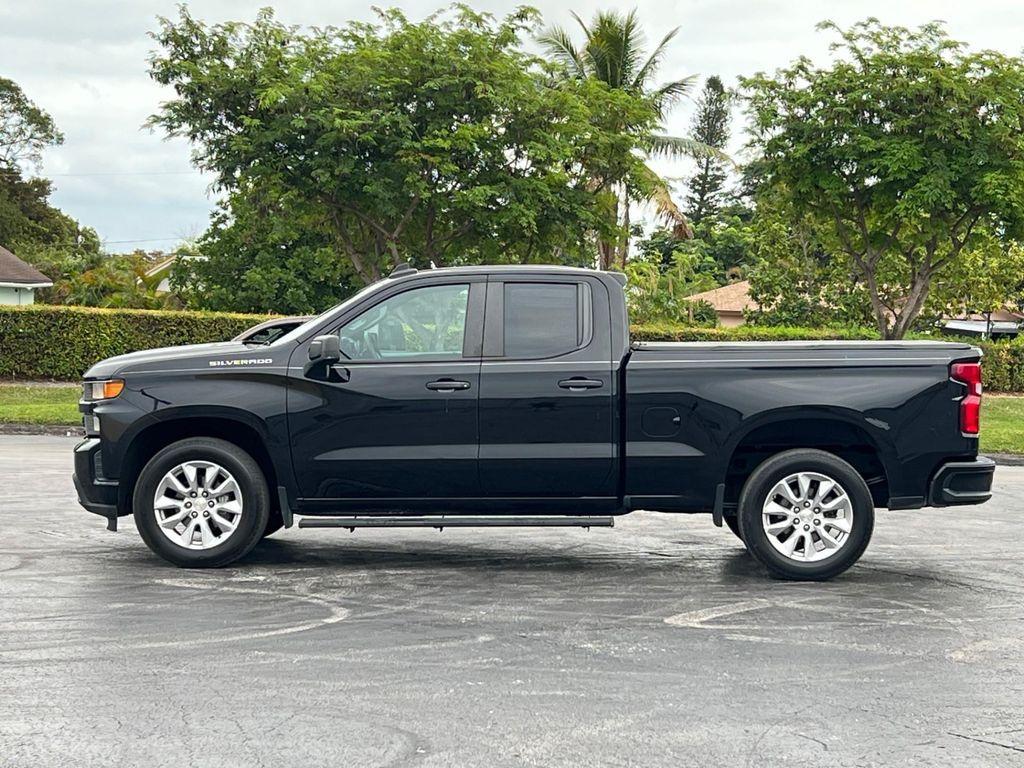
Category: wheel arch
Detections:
[
  {"x1": 115, "y1": 407, "x2": 282, "y2": 517},
  {"x1": 721, "y1": 407, "x2": 895, "y2": 509}
]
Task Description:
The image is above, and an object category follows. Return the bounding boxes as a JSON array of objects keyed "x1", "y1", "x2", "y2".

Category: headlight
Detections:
[{"x1": 85, "y1": 379, "x2": 125, "y2": 400}]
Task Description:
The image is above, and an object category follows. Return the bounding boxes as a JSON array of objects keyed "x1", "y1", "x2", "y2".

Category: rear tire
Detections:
[
  {"x1": 723, "y1": 514, "x2": 743, "y2": 541},
  {"x1": 737, "y1": 449, "x2": 873, "y2": 581},
  {"x1": 133, "y1": 438, "x2": 270, "y2": 568}
]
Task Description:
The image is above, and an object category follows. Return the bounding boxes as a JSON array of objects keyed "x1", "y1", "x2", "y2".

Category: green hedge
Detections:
[
  {"x1": 630, "y1": 323, "x2": 875, "y2": 342},
  {"x1": 2, "y1": 305, "x2": 1021, "y2": 392},
  {"x1": 0, "y1": 305, "x2": 270, "y2": 380}
]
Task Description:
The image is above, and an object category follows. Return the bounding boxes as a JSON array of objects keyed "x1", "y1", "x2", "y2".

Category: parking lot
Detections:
[{"x1": 1, "y1": 435, "x2": 1023, "y2": 767}]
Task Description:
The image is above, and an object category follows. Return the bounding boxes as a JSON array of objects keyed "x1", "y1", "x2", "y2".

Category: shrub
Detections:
[{"x1": 0, "y1": 304, "x2": 270, "y2": 380}]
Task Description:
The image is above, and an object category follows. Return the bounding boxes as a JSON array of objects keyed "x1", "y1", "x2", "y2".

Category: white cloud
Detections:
[{"x1": 2, "y1": 0, "x2": 1022, "y2": 250}]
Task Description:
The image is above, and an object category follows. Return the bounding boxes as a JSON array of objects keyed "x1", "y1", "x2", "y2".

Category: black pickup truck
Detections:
[{"x1": 74, "y1": 265, "x2": 994, "y2": 579}]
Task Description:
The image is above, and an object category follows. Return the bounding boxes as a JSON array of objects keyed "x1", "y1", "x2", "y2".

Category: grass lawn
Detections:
[
  {"x1": 0, "y1": 382, "x2": 1020, "y2": 453},
  {"x1": 0, "y1": 383, "x2": 81, "y2": 426},
  {"x1": 980, "y1": 395, "x2": 1024, "y2": 454}
]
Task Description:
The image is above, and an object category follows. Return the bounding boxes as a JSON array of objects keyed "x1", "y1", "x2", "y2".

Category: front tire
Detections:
[
  {"x1": 737, "y1": 449, "x2": 874, "y2": 581},
  {"x1": 133, "y1": 438, "x2": 270, "y2": 568}
]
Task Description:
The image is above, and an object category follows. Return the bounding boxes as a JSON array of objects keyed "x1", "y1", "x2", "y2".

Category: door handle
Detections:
[
  {"x1": 425, "y1": 379, "x2": 471, "y2": 392},
  {"x1": 558, "y1": 377, "x2": 604, "y2": 392}
]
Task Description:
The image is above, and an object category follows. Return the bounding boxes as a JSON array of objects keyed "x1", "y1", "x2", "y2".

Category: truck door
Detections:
[
  {"x1": 477, "y1": 276, "x2": 617, "y2": 505},
  {"x1": 288, "y1": 278, "x2": 484, "y2": 501}
]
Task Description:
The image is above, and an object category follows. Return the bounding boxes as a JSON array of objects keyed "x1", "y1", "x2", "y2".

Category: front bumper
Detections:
[
  {"x1": 929, "y1": 456, "x2": 996, "y2": 507},
  {"x1": 73, "y1": 438, "x2": 123, "y2": 530}
]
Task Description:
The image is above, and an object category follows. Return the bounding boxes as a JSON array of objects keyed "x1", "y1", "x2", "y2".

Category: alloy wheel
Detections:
[{"x1": 152, "y1": 460, "x2": 244, "y2": 550}]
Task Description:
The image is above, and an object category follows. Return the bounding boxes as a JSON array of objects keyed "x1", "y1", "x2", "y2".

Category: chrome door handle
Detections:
[
  {"x1": 558, "y1": 377, "x2": 604, "y2": 391},
  {"x1": 425, "y1": 379, "x2": 471, "y2": 392}
]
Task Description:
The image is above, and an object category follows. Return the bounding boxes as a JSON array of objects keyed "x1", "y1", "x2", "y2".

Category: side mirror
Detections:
[{"x1": 308, "y1": 334, "x2": 342, "y2": 363}]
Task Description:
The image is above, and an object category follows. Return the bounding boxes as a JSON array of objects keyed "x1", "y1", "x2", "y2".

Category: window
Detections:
[
  {"x1": 338, "y1": 283, "x2": 469, "y2": 361},
  {"x1": 503, "y1": 282, "x2": 589, "y2": 358}
]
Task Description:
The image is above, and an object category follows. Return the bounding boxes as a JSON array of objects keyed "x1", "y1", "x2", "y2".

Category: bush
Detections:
[
  {"x1": 0, "y1": 305, "x2": 270, "y2": 380},
  {"x1": 632, "y1": 324, "x2": 1024, "y2": 392},
  {"x1": 630, "y1": 324, "x2": 874, "y2": 342},
  {"x1": 2, "y1": 305, "x2": 1021, "y2": 392}
]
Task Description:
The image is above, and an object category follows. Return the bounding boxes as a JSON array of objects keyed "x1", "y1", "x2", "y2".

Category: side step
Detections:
[{"x1": 297, "y1": 515, "x2": 615, "y2": 530}]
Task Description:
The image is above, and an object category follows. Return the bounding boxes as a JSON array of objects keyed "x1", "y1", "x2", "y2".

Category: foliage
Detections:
[
  {"x1": 685, "y1": 76, "x2": 732, "y2": 224},
  {"x1": 0, "y1": 77, "x2": 63, "y2": 170},
  {"x1": 742, "y1": 19, "x2": 1024, "y2": 338},
  {"x1": 172, "y1": 188, "x2": 358, "y2": 314},
  {"x1": 745, "y1": 201, "x2": 875, "y2": 327},
  {"x1": 622, "y1": 251, "x2": 718, "y2": 324},
  {"x1": 539, "y1": 9, "x2": 711, "y2": 267},
  {"x1": 0, "y1": 168, "x2": 99, "y2": 257},
  {"x1": 149, "y1": 6, "x2": 652, "y2": 285},
  {"x1": 0, "y1": 305, "x2": 269, "y2": 380},
  {"x1": 922, "y1": 235, "x2": 1024, "y2": 323}
]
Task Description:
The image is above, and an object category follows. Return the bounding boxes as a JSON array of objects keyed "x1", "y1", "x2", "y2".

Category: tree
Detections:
[
  {"x1": 743, "y1": 19, "x2": 1024, "y2": 338},
  {"x1": 540, "y1": 9, "x2": 717, "y2": 268},
  {"x1": 171, "y1": 186, "x2": 359, "y2": 314},
  {"x1": 0, "y1": 77, "x2": 63, "y2": 170},
  {"x1": 685, "y1": 76, "x2": 731, "y2": 224},
  {"x1": 149, "y1": 6, "x2": 654, "y2": 286}
]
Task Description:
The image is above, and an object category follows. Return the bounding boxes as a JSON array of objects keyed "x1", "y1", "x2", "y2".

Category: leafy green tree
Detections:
[
  {"x1": 623, "y1": 248, "x2": 718, "y2": 324},
  {"x1": 685, "y1": 76, "x2": 732, "y2": 224},
  {"x1": 0, "y1": 77, "x2": 63, "y2": 170},
  {"x1": 743, "y1": 19, "x2": 1024, "y2": 338},
  {"x1": 150, "y1": 6, "x2": 653, "y2": 286},
  {"x1": 172, "y1": 186, "x2": 359, "y2": 314},
  {"x1": 540, "y1": 9, "x2": 718, "y2": 268}
]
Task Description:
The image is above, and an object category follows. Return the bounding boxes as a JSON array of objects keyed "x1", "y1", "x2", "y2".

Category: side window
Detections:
[
  {"x1": 338, "y1": 283, "x2": 469, "y2": 361},
  {"x1": 503, "y1": 282, "x2": 590, "y2": 358}
]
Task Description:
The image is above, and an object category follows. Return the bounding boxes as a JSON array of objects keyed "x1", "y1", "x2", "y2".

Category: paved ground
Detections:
[{"x1": 1, "y1": 436, "x2": 1023, "y2": 767}]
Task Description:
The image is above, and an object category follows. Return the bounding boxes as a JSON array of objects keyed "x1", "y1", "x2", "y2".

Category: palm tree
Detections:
[{"x1": 540, "y1": 9, "x2": 722, "y2": 268}]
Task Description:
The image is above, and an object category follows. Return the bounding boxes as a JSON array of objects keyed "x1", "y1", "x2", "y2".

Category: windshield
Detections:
[{"x1": 273, "y1": 280, "x2": 389, "y2": 346}]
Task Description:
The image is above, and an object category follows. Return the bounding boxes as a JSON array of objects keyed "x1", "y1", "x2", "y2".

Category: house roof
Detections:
[
  {"x1": 685, "y1": 279, "x2": 757, "y2": 314},
  {"x1": 0, "y1": 244, "x2": 52, "y2": 287}
]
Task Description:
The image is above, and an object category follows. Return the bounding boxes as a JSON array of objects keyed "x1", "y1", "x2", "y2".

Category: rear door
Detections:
[{"x1": 477, "y1": 275, "x2": 617, "y2": 505}]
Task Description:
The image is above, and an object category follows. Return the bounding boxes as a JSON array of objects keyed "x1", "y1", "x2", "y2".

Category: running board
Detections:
[{"x1": 297, "y1": 515, "x2": 614, "y2": 530}]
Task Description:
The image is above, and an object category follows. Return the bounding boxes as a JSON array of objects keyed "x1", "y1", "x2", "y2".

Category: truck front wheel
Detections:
[
  {"x1": 133, "y1": 438, "x2": 271, "y2": 568},
  {"x1": 737, "y1": 449, "x2": 874, "y2": 581}
]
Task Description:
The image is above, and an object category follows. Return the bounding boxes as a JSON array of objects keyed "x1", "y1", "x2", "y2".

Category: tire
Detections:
[
  {"x1": 723, "y1": 514, "x2": 743, "y2": 541},
  {"x1": 133, "y1": 437, "x2": 270, "y2": 568},
  {"x1": 737, "y1": 449, "x2": 874, "y2": 581}
]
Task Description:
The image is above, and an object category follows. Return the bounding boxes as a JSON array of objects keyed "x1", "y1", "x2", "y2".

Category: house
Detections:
[
  {"x1": 0, "y1": 244, "x2": 52, "y2": 305},
  {"x1": 685, "y1": 279, "x2": 757, "y2": 327},
  {"x1": 141, "y1": 252, "x2": 203, "y2": 293}
]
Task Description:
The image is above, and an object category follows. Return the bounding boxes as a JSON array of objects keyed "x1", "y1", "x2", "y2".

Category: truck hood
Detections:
[{"x1": 83, "y1": 341, "x2": 270, "y2": 379}]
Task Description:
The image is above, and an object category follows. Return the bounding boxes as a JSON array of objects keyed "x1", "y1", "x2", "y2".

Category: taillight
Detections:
[{"x1": 951, "y1": 361, "x2": 982, "y2": 436}]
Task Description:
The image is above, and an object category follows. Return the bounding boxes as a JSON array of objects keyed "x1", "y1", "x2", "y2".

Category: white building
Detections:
[{"x1": 0, "y1": 244, "x2": 53, "y2": 305}]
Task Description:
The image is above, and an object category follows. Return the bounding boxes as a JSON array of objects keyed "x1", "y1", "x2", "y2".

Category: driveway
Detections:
[{"x1": 1, "y1": 436, "x2": 1023, "y2": 767}]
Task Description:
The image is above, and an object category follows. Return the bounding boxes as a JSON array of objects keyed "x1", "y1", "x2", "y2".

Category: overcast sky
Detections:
[{"x1": 3, "y1": 0, "x2": 1024, "y2": 252}]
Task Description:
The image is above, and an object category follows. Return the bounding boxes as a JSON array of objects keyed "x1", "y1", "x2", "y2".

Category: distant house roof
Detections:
[
  {"x1": 0, "y1": 245, "x2": 52, "y2": 288},
  {"x1": 685, "y1": 279, "x2": 757, "y2": 315}
]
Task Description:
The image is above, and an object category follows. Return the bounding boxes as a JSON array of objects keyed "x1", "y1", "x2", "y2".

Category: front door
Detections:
[
  {"x1": 477, "y1": 277, "x2": 617, "y2": 505},
  {"x1": 288, "y1": 279, "x2": 484, "y2": 502}
]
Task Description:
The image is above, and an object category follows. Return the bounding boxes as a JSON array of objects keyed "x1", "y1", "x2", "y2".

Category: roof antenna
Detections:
[{"x1": 429, "y1": 260, "x2": 437, "y2": 269}]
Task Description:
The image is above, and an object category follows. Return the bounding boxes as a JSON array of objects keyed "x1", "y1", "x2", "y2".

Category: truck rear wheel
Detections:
[
  {"x1": 723, "y1": 514, "x2": 743, "y2": 541},
  {"x1": 737, "y1": 449, "x2": 873, "y2": 581},
  {"x1": 133, "y1": 438, "x2": 270, "y2": 568}
]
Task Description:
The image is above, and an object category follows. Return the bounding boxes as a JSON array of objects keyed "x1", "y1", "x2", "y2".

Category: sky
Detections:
[{"x1": 2, "y1": 0, "x2": 1024, "y2": 252}]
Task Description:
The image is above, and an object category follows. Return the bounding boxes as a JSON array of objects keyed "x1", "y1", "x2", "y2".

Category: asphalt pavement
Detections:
[{"x1": 1, "y1": 435, "x2": 1023, "y2": 767}]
